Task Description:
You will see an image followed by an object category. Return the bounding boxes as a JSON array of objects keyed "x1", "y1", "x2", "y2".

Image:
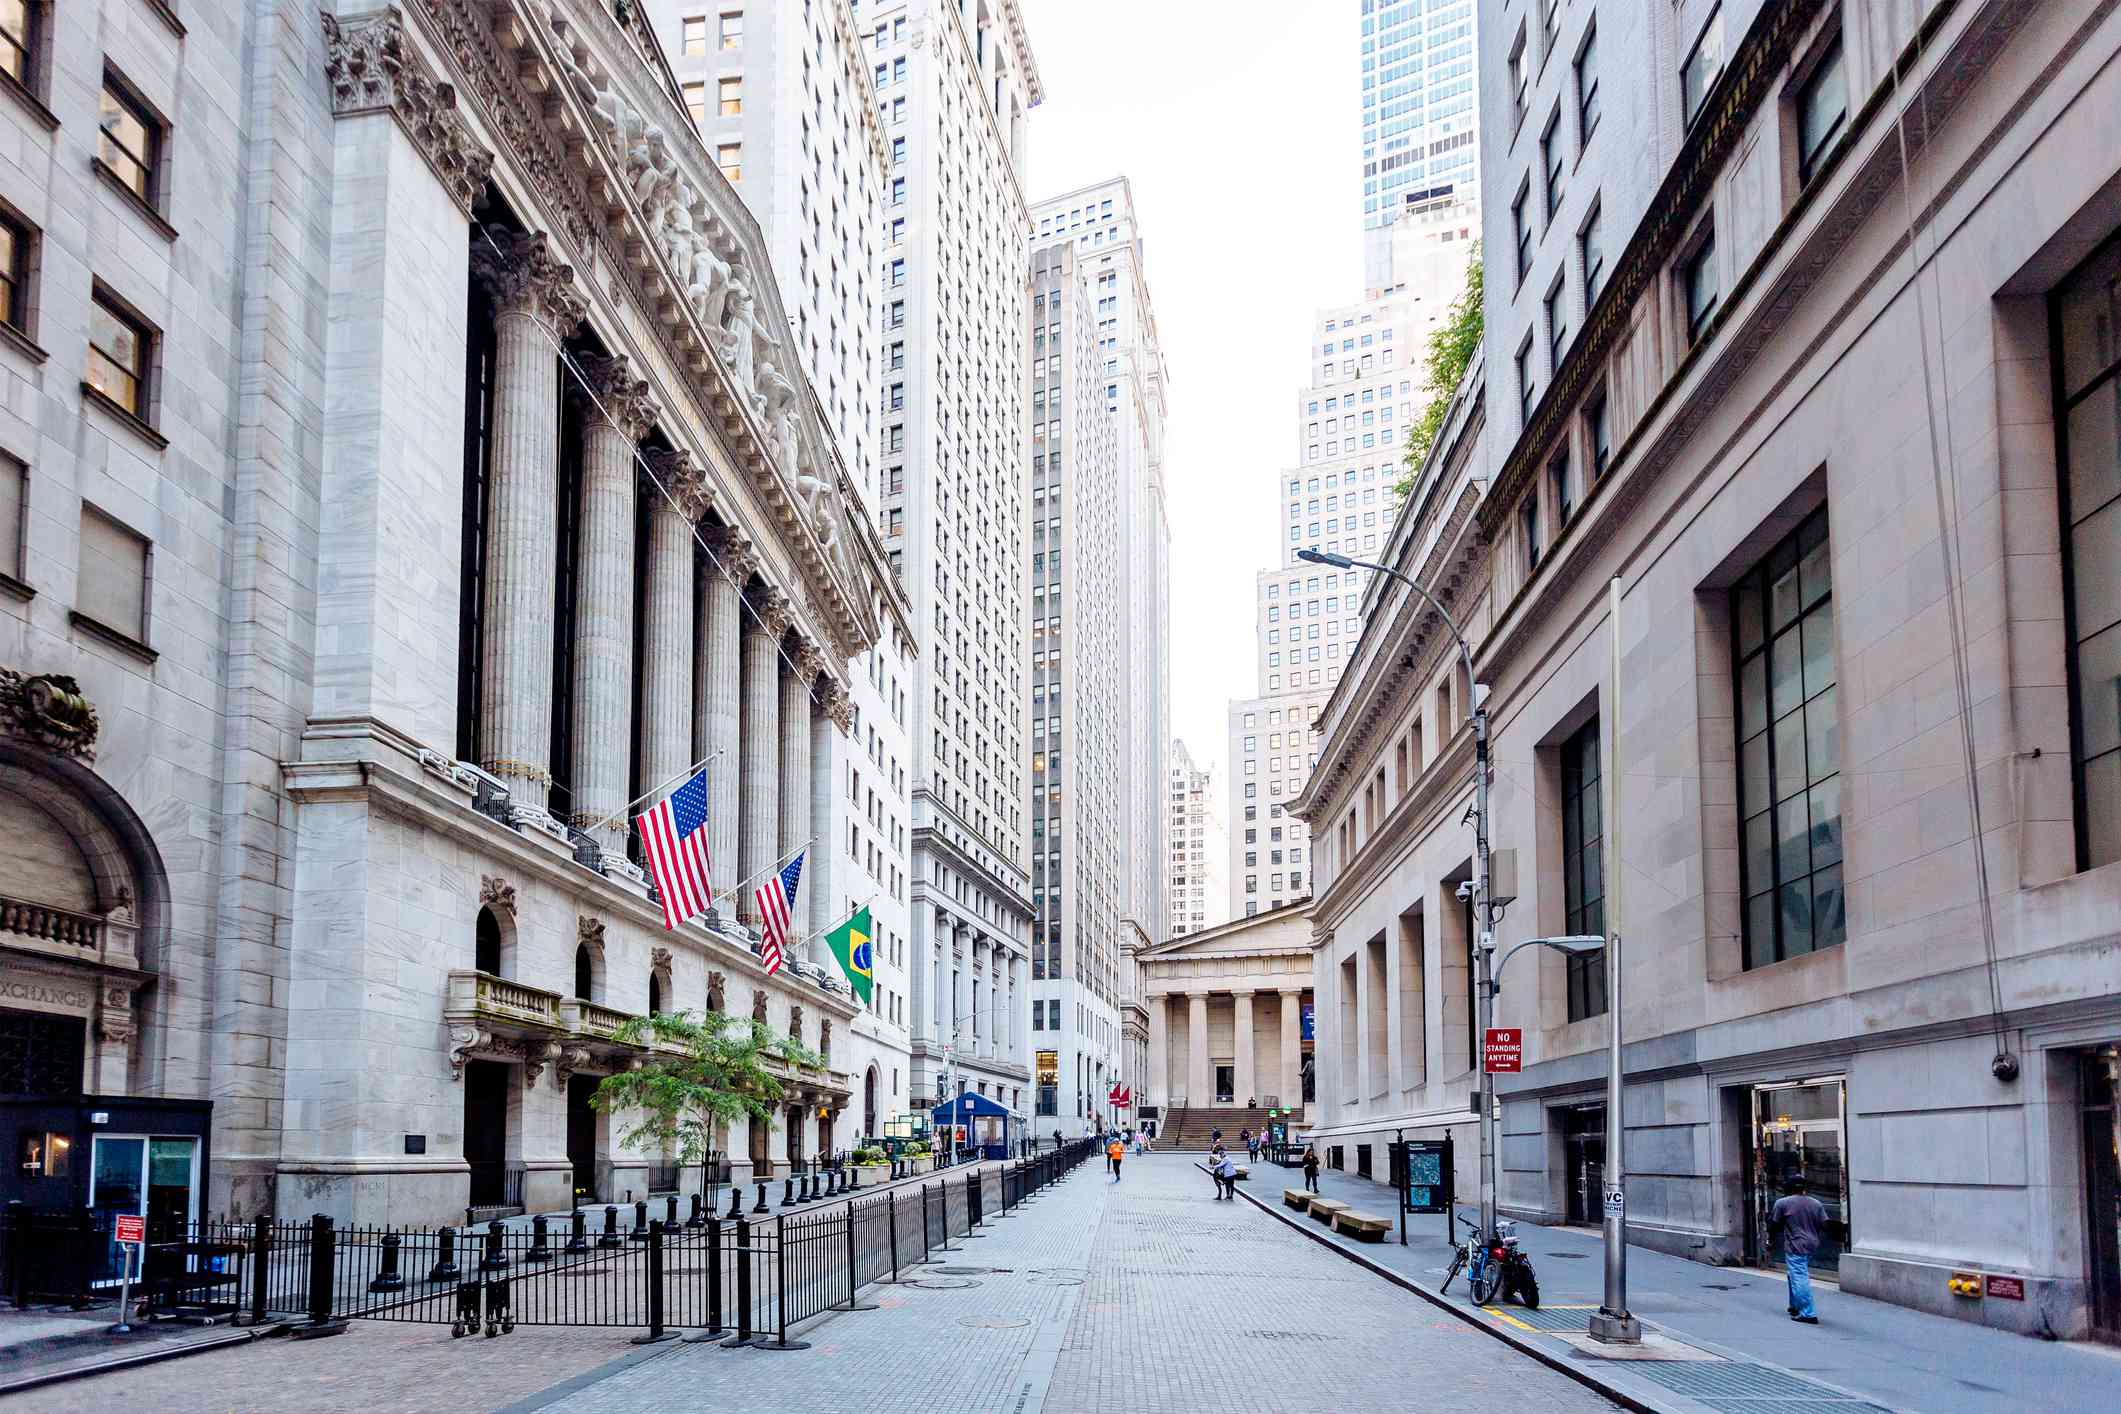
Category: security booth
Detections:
[{"x1": 929, "y1": 1092, "x2": 1014, "y2": 1161}]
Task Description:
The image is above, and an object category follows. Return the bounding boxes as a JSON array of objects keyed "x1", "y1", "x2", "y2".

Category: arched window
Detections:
[
  {"x1": 475, "y1": 907, "x2": 502, "y2": 975},
  {"x1": 647, "y1": 971, "x2": 663, "y2": 1017},
  {"x1": 575, "y1": 944, "x2": 594, "y2": 1001}
]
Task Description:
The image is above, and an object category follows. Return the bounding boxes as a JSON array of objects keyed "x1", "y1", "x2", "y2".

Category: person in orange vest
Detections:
[{"x1": 1107, "y1": 1135, "x2": 1126, "y2": 1184}]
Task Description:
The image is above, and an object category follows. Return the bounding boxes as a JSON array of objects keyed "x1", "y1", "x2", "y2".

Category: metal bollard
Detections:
[
  {"x1": 368, "y1": 1229, "x2": 406, "y2": 1293},
  {"x1": 688, "y1": 1193, "x2": 705, "y2": 1229},
  {"x1": 564, "y1": 1208, "x2": 590, "y2": 1254},
  {"x1": 665, "y1": 1194, "x2": 680, "y2": 1230},
  {"x1": 429, "y1": 1226, "x2": 461, "y2": 1282},
  {"x1": 725, "y1": 1184, "x2": 742, "y2": 1220},
  {"x1": 292, "y1": 1214, "x2": 348, "y2": 1339},
  {"x1": 782, "y1": 1176, "x2": 796, "y2": 1208},
  {"x1": 630, "y1": 1222, "x2": 676, "y2": 1345},
  {"x1": 701, "y1": 1214, "x2": 725, "y2": 1337},
  {"x1": 630, "y1": 1199, "x2": 650, "y2": 1242},
  {"x1": 752, "y1": 1181, "x2": 768, "y2": 1214},
  {"x1": 599, "y1": 1205, "x2": 623, "y2": 1249},
  {"x1": 722, "y1": 1215, "x2": 755, "y2": 1348},
  {"x1": 525, "y1": 1214, "x2": 552, "y2": 1263},
  {"x1": 481, "y1": 1218, "x2": 509, "y2": 1272}
]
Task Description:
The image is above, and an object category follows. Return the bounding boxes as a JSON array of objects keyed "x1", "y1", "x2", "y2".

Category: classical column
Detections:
[
  {"x1": 1147, "y1": 993, "x2": 1169, "y2": 1109},
  {"x1": 953, "y1": 927, "x2": 970, "y2": 1052},
  {"x1": 1280, "y1": 989, "x2": 1304, "y2": 1114},
  {"x1": 1233, "y1": 990, "x2": 1256, "y2": 1108},
  {"x1": 696, "y1": 527, "x2": 754, "y2": 903},
  {"x1": 778, "y1": 638, "x2": 821, "y2": 936},
  {"x1": 1187, "y1": 992, "x2": 1210, "y2": 1109},
  {"x1": 739, "y1": 588, "x2": 790, "y2": 922},
  {"x1": 566, "y1": 354, "x2": 654, "y2": 855},
  {"x1": 471, "y1": 227, "x2": 586, "y2": 811},
  {"x1": 639, "y1": 448, "x2": 701, "y2": 802}
]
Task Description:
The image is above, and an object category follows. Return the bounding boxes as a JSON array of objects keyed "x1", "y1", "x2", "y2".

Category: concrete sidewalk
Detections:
[{"x1": 1265, "y1": 1164, "x2": 2117, "y2": 1413}]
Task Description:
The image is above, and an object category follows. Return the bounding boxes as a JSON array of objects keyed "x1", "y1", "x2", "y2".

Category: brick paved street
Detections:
[{"x1": 14, "y1": 1157, "x2": 1615, "y2": 1413}]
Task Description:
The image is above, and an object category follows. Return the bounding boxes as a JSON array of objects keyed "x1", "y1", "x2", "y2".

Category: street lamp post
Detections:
[{"x1": 1297, "y1": 546, "x2": 1500, "y2": 1243}]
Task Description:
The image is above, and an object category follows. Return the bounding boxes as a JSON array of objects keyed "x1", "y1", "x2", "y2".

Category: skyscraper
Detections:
[
  {"x1": 862, "y1": 0, "x2": 1042, "y2": 1117},
  {"x1": 1167, "y1": 740, "x2": 1229, "y2": 939},
  {"x1": 1361, "y1": 0, "x2": 1482, "y2": 231}
]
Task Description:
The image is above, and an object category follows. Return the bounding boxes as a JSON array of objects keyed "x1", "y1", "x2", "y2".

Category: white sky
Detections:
[{"x1": 1017, "y1": 0, "x2": 1365, "y2": 768}]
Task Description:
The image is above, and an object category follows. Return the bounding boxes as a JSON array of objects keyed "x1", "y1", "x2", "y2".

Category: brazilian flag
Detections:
[{"x1": 826, "y1": 905, "x2": 875, "y2": 1006}]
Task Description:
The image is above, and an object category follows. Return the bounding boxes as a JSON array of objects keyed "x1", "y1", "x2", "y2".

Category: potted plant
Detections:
[{"x1": 850, "y1": 1145, "x2": 889, "y2": 1182}]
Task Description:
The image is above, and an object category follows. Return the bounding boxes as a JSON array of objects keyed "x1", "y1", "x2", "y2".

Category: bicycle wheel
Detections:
[
  {"x1": 1470, "y1": 1258, "x2": 1502, "y2": 1305},
  {"x1": 1440, "y1": 1249, "x2": 1465, "y2": 1294}
]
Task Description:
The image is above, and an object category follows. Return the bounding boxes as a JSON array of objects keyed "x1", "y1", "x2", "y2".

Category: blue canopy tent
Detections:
[{"x1": 930, "y1": 1091, "x2": 1014, "y2": 1161}]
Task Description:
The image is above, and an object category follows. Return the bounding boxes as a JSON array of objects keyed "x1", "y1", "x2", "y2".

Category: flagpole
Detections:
[
  {"x1": 579, "y1": 748, "x2": 726, "y2": 838},
  {"x1": 728, "y1": 835, "x2": 818, "y2": 902},
  {"x1": 797, "y1": 894, "x2": 878, "y2": 952}
]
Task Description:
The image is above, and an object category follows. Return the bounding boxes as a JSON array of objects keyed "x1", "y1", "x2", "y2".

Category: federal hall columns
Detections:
[
  {"x1": 1151, "y1": 987, "x2": 1312, "y2": 1110},
  {"x1": 464, "y1": 223, "x2": 844, "y2": 926}
]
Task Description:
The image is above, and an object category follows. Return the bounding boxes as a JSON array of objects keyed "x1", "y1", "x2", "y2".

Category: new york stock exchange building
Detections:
[{"x1": 0, "y1": 0, "x2": 903, "y2": 1227}]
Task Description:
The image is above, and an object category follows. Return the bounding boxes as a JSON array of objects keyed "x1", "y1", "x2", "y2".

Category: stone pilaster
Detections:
[
  {"x1": 567, "y1": 353, "x2": 654, "y2": 852},
  {"x1": 778, "y1": 640, "x2": 821, "y2": 939},
  {"x1": 808, "y1": 678, "x2": 841, "y2": 966},
  {"x1": 1148, "y1": 993, "x2": 1169, "y2": 1109},
  {"x1": 470, "y1": 226, "x2": 586, "y2": 811},
  {"x1": 1280, "y1": 989, "x2": 1304, "y2": 1111},
  {"x1": 696, "y1": 527, "x2": 755, "y2": 902},
  {"x1": 739, "y1": 588, "x2": 791, "y2": 922},
  {"x1": 1233, "y1": 990, "x2": 1256, "y2": 1108},
  {"x1": 1187, "y1": 992, "x2": 1210, "y2": 1108},
  {"x1": 639, "y1": 448, "x2": 703, "y2": 801}
]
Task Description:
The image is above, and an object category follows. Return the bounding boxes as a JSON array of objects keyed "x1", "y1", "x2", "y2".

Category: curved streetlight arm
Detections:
[
  {"x1": 1300, "y1": 549, "x2": 1479, "y2": 708},
  {"x1": 1490, "y1": 935, "x2": 1608, "y2": 997}
]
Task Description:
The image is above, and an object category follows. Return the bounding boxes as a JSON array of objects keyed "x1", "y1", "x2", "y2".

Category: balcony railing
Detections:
[
  {"x1": 558, "y1": 997, "x2": 632, "y2": 1040},
  {"x1": 444, "y1": 971, "x2": 563, "y2": 1031},
  {"x1": 0, "y1": 896, "x2": 104, "y2": 951}
]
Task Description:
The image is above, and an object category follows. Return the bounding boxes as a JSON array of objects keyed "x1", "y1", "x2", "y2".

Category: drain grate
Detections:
[
  {"x1": 1628, "y1": 1362, "x2": 1882, "y2": 1407},
  {"x1": 1478, "y1": 1303, "x2": 1597, "y2": 1332},
  {"x1": 1240, "y1": 1330, "x2": 1336, "y2": 1343}
]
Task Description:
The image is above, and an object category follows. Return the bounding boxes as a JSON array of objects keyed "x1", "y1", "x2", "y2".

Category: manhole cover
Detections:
[
  {"x1": 912, "y1": 1278, "x2": 981, "y2": 1290},
  {"x1": 937, "y1": 1266, "x2": 992, "y2": 1275},
  {"x1": 958, "y1": 1315, "x2": 1030, "y2": 1330}
]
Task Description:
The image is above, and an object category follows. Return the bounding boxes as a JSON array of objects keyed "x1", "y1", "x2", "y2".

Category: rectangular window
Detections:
[
  {"x1": 1684, "y1": 233, "x2": 1719, "y2": 342},
  {"x1": 1546, "y1": 278, "x2": 1568, "y2": 366},
  {"x1": 1561, "y1": 716, "x2": 1607, "y2": 1019},
  {"x1": 681, "y1": 16, "x2": 707, "y2": 55},
  {"x1": 1587, "y1": 394, "x2": 1611, "y2": 480},
  {"x1": 1542, "y1": 112, "x2": 1564, "y2": 219},
  {"x1": 0, "y1": 0, "x2": 37, "y2": 87},
  {"x1": 98, "y1": 74, "x2": 160, "y2": 207},
  {"x1": 87, "y1": 290, "x2": 150, "y2": 418},
  {"x1": 1514, "y1": 185, "x2": 1532, "y2": 279},
  {"x1": 1733, "y1": 507, "x2": 1841, "y2": 968},
  {"x1": 1550, "y1": 449, "x2": 1573, "y2": 527},
  {"x1": 1682, "y1": 8, "x2": 1725, "y2": 129},
  {"x1": 77, "y1": 503, "x2": 149, "y2": 644},
  {"x1": 1576, "y1": 23, "x2": 1600, "y2": 142},
  {"x1": 717, "y1": 77, "x2": 741, "y2": 116},
  {"x1": 716, "y1": 143, "x2": 740, "y2": 183},
  {"x1": 1796, "y1": 37, "x2": 1848, "y2": 186},
  {"x1": 2055, "y1": 235, "x2": 2121, "y2": 868},
  {"x1": 1581, "y1": 202, "x2": 1605, "y2": 304},
  {"x1": 684, "y1": 82, "x2": 707, "y2": 125},
  {"x1": 0, "y1": 453, "x2": 22, "y2": 582},
  {"x1": 0, "y1": 208, "x2": 28, "y2": 333},
  {"x1": 1520, "y1": 497, "x2": 1541, "y2": 572},
  {"x1": 720, "y1": 11, "x2": 744, "y2": 49},
  {"x1": 1509, "y1": 28, "x2": 1530, "y2": 130},
  {"x1": 1516, "y1": 342, "x2": 1536, "y2": 422}
]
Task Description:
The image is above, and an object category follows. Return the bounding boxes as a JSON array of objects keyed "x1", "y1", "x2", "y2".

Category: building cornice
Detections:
[{"x1": 321, "y1": 9, "x2": 494, "y2": 213}]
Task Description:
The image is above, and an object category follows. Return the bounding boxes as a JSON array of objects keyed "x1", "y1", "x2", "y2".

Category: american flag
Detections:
[
  {"x1": 754, "y1": 851, "x2": 805, "y2": 975},
  {"x1": 638, "y1": 769, "x2": 714, "y2": 930}
]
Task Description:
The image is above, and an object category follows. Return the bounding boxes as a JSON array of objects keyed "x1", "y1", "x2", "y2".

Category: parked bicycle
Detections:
[{"x1": 1440, "y1": 1211, "x2": 1540, "y2": 1308}]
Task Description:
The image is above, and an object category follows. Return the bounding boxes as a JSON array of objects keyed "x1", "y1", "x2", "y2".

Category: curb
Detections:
[
  {"x1": 1213, "y1": 1168, "x2": 1697, "y2": 1414},
  {"x1": 0, "y1": 1321, "x2": 280, "y2": 1397}
]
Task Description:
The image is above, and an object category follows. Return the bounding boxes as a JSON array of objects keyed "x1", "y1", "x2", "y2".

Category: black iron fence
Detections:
[{"x1": 1, "y1": 1140, "x2": 1101, "y2": 1345}]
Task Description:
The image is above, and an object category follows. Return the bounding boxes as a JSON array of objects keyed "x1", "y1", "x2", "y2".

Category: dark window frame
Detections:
[
  {"x1": 85, "y1": 281, "x2": 156, "y2": 425},
  {"x1": 1541, "y1": 109, "x2": 1565, "y2": 220},
  {"x1": 1575, "y1": 20, "x2": 1600, "y2": 145},
  {"x1": 1681, "y1": 5, "x2": 1725, "y2": 130},
  {"x1": 1683, "y1": 229, "x2": 1720, "y2": 343},
  {"x1": 1731, "y1": 506, "x2": 1843, "y2": 969},
  {"x1": 1560, "y1": 715, "x2": 1607, "y2": 1020},
  {"x1": 1795, "y1": 34, "x2": 1849, "y2": 186},
  {"x1": 97, "y1": 66, "x2": 165, "y2": 210}
]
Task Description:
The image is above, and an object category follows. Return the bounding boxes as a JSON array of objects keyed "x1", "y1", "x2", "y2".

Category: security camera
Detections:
[{"x1": 1454, "y1": 880, "x2": 1474, "y2": 901}]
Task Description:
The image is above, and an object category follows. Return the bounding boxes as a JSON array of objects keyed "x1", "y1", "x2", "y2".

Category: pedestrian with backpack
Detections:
[{"x1": 1769, "y1": 1176, "x2": 1829, "y2": 1324}]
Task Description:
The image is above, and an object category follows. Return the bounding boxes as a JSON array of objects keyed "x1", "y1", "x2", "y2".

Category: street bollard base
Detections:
[
  {"x1": 1586, "y1": 1311, "x2": 1642, "y2": 1344},
  {"x1": 719, "y1": 1334, "x2": 763, "y2": 1349},
  {"x1": 749, "y1": 1338, "x2": 811, "y2": 1351},
  {"x1": 629, "y1": 1330, "x2": 680, "y2": 1345},
  {"x1": 290, "y1": 1319, "x2": 350, "y2": 1340}
]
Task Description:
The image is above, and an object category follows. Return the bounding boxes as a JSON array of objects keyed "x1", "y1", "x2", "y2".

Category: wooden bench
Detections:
[
  {"x1": 1332, "y1": 1210, "x2": 1391, "y2": 1243},
  {"x1": 1308, "y1": 1198, "x2": 1349, "y2": 1226},
  {"x1": 1283, "y1": 1188, "x2": 1313, "y2": 1212},
  {"x1": 1232, "y1": 1165, "x2": 1250, "y2": 1182}
]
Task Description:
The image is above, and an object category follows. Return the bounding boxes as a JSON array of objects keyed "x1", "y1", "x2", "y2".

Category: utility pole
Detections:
[{"x1": 1588, "y1": 577, "x2": 1641, "y2": 1343}]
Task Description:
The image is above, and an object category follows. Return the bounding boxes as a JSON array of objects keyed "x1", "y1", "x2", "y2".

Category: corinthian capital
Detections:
[
  {"x1": 472, "y1": 226, "x2": 588, "y2": 335},
  {"x1": 787, "y1": 638, "x2": 825, "y2": 688},
  {"x1": 701, "y1": 522, "x2": 761, "y2": 582},
  {"x1": 747, "y1": 585, "x2": 793, "y2": 640},
  {"x1": 642, "y1": 446, "x2": 710, "y2": 522},
  {"x1": 321, "y1": 10, "x2": 494, "y2": 215},
  {"x1": 820, "y1": 677, "x2": 855, "y2": 732},
  {"x1": 573, "y1": 352, "x2": 657, "y2": 441}
]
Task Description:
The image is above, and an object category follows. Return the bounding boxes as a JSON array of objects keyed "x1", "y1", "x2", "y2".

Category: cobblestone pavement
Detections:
[{"x1": 501, "y1": 1154, "x2": 1615, "y2": 1414}]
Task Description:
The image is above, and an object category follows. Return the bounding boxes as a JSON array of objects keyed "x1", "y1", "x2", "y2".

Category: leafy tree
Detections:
[
  {"x1": 592, "y1": 1010, "x2": 819, "y2": 1166},
  {"x1": 1394, "y1": 249, "x2": 1484, "y2": 500}
]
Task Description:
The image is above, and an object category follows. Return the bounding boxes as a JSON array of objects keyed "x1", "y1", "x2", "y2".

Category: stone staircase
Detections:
[{"x1": 1159, "y1": 1106, "x2": 1295, "y2": 1150}]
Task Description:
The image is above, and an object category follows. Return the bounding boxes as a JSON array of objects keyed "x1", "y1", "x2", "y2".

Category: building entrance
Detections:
[
  {"x1": 1213, "y1": 1063, "x2": 1234, "y2": 1104},
  {"x1": 2084, "y1": 1045, "x2": 2120, "y2": 1344},
  {"x1": 1747, "y1": 1077, "x2": 1848, "y2": 1274},
  {"x1": 1561, "y1": 1104, "x2": 1605, "y2": 1226},
  {"x1": 567, "y1": 1073, "x2": 599, "y2": 1203},
  {"x1": 463, "y1": 1059, "x2": 510, "y2": 1208}
]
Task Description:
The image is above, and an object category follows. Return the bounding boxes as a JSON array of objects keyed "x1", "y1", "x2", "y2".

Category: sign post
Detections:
[
  {"x1": 111, "y1": 1213, "x2": 146, "y2": 1333},
  {"x1": 1482, "y1": 1028, "x2": 1523, "y2": 1074}
]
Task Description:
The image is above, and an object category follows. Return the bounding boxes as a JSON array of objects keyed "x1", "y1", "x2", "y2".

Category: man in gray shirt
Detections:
[{"x1": 1769, "y1": 1176, "x2": 1829, "y2": 1323}]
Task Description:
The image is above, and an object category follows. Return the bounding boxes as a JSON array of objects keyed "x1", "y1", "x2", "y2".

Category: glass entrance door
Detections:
[
  {"x1": 1750, "y1": 1078, "x2": 1848, "y2": 1274},
  {"x1": 1213, "y1": 1063, "x2": 1234, "y2": 1104},
  {"x1": 88, "y1": 1135, "x2": 198, "y2": 1286}
]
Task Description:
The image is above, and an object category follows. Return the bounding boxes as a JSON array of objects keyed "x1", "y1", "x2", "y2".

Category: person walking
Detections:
[
  {"x1": 1107, "y1": 1135, "x2": 1126, "y2": 1184},
  {"x1": 1214, "y1": 1147, "x2": 1239, "y2": 1200},
  {"x1": 1769, "y1": 1176, "x2": 1829, "y2": 1324},
  {"x1": 1206, "y1": 1145, "x2": 1227, "y2": 1199},
  {"x1": 1301, "y1": 1145, "x2": 1321, "y2": 1193}
]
